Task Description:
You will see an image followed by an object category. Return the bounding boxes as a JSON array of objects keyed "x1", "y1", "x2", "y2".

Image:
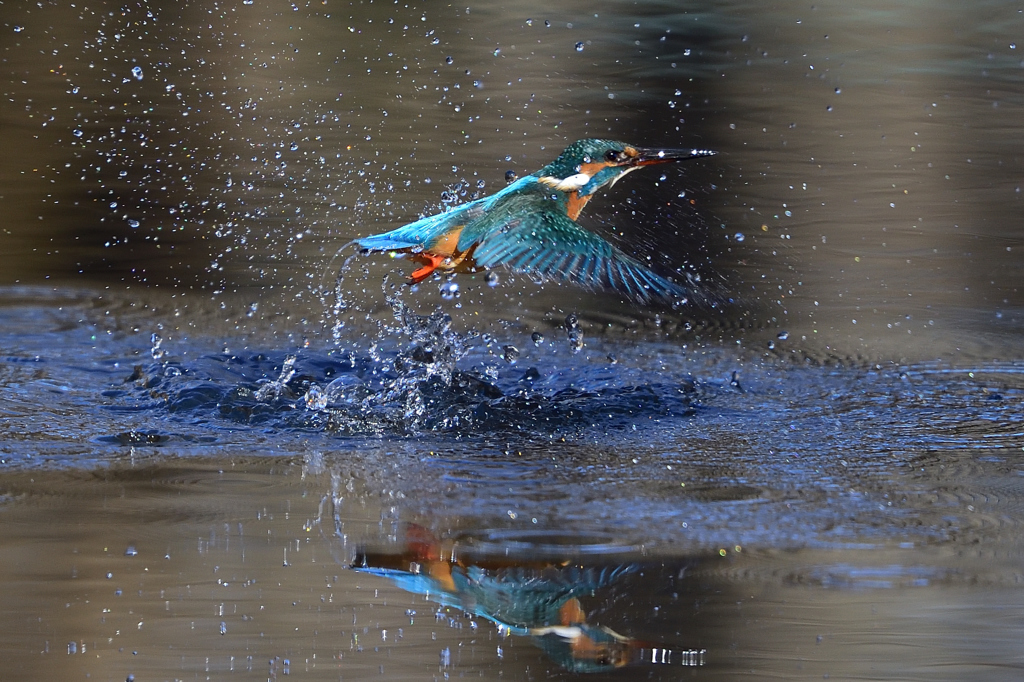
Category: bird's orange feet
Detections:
[{"x1": 409, "y1": 253, "x2": 446, "y2": 284}]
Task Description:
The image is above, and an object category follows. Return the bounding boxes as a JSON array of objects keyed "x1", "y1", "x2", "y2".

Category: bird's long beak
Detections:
[{"x1": 632, "y1": 147, "x2": 717, "y2": 166}]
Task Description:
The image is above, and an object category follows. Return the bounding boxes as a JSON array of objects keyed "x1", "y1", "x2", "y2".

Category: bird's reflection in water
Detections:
[{"x1": 352, "y1": 525, "x2": 706, "y2": 673}]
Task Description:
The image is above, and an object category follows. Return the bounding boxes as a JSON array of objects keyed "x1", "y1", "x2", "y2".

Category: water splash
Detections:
[
  {"x1": 564, "y1": 314, "x2": 584, "y2": 354},
  {"x1": 255, "y1": 354, "x2": 297, "y2": 402},
  {"x1": 298, "y1": 272, "x2": 503, "y2": 432},
  {"x1": 318, "y1": 242, "x2": 363, "y2": 343},
  {"x1": 150, "y1": 333, "x2": 165, "y2": 361}
]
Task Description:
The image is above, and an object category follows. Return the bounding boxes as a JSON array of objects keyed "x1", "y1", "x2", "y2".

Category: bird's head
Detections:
[{"x1": 537, "y1": 138, "x2": 716, "y2": 197}]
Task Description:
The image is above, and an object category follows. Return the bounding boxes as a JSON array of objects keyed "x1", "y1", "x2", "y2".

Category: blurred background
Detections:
[{"x1": 3, "y1": 0, "x2": 1021, "y2": 360}]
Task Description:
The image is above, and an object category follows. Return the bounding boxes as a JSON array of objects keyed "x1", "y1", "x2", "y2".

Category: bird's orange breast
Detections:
[
  {"x1": 428, "y1": 226, "x2": 464, "y2": 256},
  {"x1": 566, "y1": 191, "x2": 592, "y2": 221}
]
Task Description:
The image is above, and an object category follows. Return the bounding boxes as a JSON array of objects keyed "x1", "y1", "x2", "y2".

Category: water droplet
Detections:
[
  {"x1": 504, "y1": 170, "x2": 518, "y2": 184},
  {"x1": 303, "y1": 384, "x2": 327, "y2": 411},
  {"x1": 734, "y1": 232, "x2": 745, "y2": 242},
  {"x1": 502, "y1": 345, "x2": 519, "y2": 364},
  {"x1": 73, "y1": 129, "x2": 83, "y2": 138},
  {"x1": 290, "y1": 142, "x2": 298, "y2": 151},
  {"x1": 124, "y1": 545, "x2": 138, "y2": 556},
  {"x1": 109, "y1": 201, "x2": 118, "y2": 209},
  {"x1": 440, "y1": 282, "x2": 460, "y2": 300},
  {"x1": 565, "y1": 313, "x2": 583, "y2": 354},
  {"x1": 531, "y1": 331, "x2": 544, "y2": 346},
  {"x1": 150, "y1": 333, "x2": 164, "y2": 360},
  {"x1": 14, "y1": 26, "x2": 24, "y2": 33},
  {"x1": 445, "y1": 56, "x2": 453, "y2": 65},
  {"x1": 131, "y1": 66, "x2": 143, "y2": 80},
  {"x1": 834, "y1": 87, "x2": 841, "y2": 94},
  {"x1": 128, "y1": 219, "x2": 140, "y2": 229},
  {"x1": 485, "y1": 272, "x2": 500, "y2": 287},
  {"x1": 575, "y1": 41, "x2": 584, "y2": 52},
  {"x1": 493, "y1": 48, "x2": 501, "y2": 57},
  {"x1": 219, "y1": 622, "x2": 227, "y2": 635},
  {"x1": 777, "y1": 331, "x2": 789, "y2": 340}
]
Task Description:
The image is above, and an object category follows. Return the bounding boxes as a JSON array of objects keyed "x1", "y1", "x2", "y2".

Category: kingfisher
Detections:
[{"x1": 355, "y1": 139, "x2": 716, "y2": 305}]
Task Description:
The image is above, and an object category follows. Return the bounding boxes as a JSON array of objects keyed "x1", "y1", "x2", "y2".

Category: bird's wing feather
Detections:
[{"x1": 469, "y1": 196, "x2": 690, "y2": 305}]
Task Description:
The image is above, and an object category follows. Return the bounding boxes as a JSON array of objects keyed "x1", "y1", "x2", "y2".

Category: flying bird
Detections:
[{"x1": 356, "y1": 138, "x2": 715, "y2": 305}]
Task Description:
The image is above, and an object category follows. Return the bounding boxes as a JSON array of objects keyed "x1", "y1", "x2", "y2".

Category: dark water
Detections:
[{"x1": 2, "y1": 0, "x2": 1024, "y2": 680}]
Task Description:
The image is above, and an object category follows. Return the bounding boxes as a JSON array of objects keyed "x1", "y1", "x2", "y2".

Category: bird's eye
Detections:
[{"x1": 605, "y1": 149, "x2": 619, "y2": 162}]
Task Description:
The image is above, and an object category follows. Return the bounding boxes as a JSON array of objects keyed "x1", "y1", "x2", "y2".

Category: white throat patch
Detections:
[{"x1": 537, "y1": 172, "x2": 592, "y2": 192}]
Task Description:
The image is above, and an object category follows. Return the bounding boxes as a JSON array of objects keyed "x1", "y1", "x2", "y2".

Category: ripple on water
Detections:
[{"x1": 3, "y1": 296, "x2": 1024, "y2": 557}]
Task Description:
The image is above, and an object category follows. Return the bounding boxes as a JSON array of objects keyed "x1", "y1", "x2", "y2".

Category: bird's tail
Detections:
[{"x1": 354, "y1": 232, "x2": 421, "y2": 252}]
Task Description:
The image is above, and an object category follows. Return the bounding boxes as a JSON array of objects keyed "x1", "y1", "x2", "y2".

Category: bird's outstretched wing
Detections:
[{"x1": 469, "y1": 199, "x2": 691, "y2": 305}]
